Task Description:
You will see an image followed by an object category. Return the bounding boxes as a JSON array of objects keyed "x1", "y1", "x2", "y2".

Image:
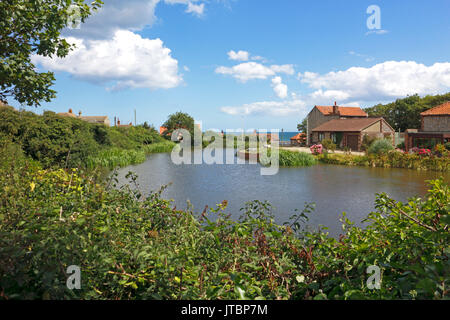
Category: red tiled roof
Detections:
[
  {"x1": 290, "y1": 133, "x2": 306, "y2": 140},
  {"x1": 315, "y1": 106, "x2": 368, "y2": 117},
  {"x1": 312, "y1": 118, "x2": 384, "y2": 132},
  {"x1": 420, "y1": 101, "x2": 450, "y2": 116}
]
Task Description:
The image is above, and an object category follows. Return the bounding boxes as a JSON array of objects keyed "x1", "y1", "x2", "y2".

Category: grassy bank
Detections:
[
  {"x1": 259, "y1": 148, "x2": 317, "y2": 167},
  {"x1": 317, "y1": 151, "x2": 449, "y2": 172},
  {"x1": 0, "y1": 141, "x2": 448, "y2": 300},
  {"x1": 0, "y1": 106, "x2": 174, "y2": 170}
]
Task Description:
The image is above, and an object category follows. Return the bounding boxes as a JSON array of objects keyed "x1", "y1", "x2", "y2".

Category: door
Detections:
[{"x1": 346, "y1": 135, "x2": 359, "y2": 151}]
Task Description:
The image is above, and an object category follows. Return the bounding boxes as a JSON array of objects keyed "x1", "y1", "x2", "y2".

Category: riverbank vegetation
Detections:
[
  {"x1": 0, "y1": 106, "x2": 175, "y2": 169},
  {"x1": 0, "y1": 138, "x2": 448, "y2": 300},
  {"x1": 317, "y1": 151, "x2": 449, "y2": 172}
]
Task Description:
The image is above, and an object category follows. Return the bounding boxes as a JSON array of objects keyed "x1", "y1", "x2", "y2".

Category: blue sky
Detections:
[{"x1": 12, "y1": 0, "x2": 450, "y2": 131}]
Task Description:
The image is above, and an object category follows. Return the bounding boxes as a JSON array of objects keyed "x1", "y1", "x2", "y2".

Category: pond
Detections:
[{"x1": 115, "y1": 150, "x2": 449, "y2": 237}]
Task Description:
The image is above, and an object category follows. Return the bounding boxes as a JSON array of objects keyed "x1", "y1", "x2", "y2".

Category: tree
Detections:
[
  {"x1": 364, "y1": 92, "x2": 450, "y2": 131},
  {"x1": 162, "y1": 111, "x2": 195, "y2": 137},
  {"x1": 297, "y1": 118, "x2": 307, "y2": 133},
  {"x1": 0, "y1": 0, "x2": 103, "y2": 106}
]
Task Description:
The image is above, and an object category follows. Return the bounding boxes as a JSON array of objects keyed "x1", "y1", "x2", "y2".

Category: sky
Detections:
[{"x1": 10, "y1": 0, "x2": 450, "y2": 131}]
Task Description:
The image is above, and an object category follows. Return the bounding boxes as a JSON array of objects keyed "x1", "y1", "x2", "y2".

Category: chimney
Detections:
[
  {"x1": 78, "y1": 110, "x2": 82, "y2": 117},
  {"x1": 333, "y1": 101, "x2": 338, "y2": 115},
  {"x1": 117, "y1": 118, "x2": 121, "y2": 126},
  {"x1": 114, "y1": 116, "x2": 117, "y2": 126},
  {"x1": 68, "y1": 108, "x2": 73, "y2": 114}
]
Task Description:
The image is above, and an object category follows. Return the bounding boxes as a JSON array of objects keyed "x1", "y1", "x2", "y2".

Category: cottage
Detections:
[
  {"x1": 404, "y1": 102, "x2": 450, "y2": 150},
  {"x1": 57, "y1": 109, "x2": 110, "y2": 126},
  {"x1": 306, "y1": 102, "x2": 368, "y2": 145},
  {"x1": 116, "y1": 119, "x2": 132, "y2": 127},
  {"x1": 290, "y1": 132, "x2": 306, "y2": 146},
  {"x1": 311, "y1": 117, "x2": 395, "y2": 151}
]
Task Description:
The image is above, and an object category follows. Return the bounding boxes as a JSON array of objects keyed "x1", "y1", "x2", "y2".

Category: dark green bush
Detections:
[{"x1": 368, "y1": 139, "x2": 394, "y2": 155}]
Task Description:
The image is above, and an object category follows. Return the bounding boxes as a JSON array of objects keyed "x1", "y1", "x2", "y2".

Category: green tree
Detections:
[
  {"x1": 0, "y1": 0, "x2": 103, "y2": 106},
  {"x1": 364, "y1": 93, "x2": 450, "y2": 131},
  {"x1": 162, "y1": 111, "x2": 195, "y2": 139},
  {"x1": 297, "y1": 118, "x2": 307, "y2": 133}
]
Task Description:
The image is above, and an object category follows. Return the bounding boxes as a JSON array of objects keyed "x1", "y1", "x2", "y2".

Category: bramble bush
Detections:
[{"x1": 0, "y1": 142, "x2": 448, "y2": 300}]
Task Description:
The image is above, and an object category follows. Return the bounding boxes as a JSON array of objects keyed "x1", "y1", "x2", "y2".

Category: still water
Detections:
[{"x1": 115, "y1": 151, "x2": 448, "y2": 237}]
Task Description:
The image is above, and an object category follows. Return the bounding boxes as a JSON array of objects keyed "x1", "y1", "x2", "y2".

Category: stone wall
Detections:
[{"x1": 422, "y1": 116, "x2": 450, "y2": 132}]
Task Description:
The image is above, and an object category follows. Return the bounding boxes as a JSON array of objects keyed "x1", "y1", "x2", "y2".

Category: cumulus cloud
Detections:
[
  {"x1": 227, "y1": 50, "x2": 250, "y2": 61},
  {"x1": 32, "y1": 30, "x2": 182, "y2": 91},
  {"x1": 271, "y1": 76, "x2": 288, "y2": 99},
  {"x1": 64, "y1": 0, "x2": 208, "y2": 39},
  {"x1": 216, "y1": 62, "x2": 295, "y2": 82},
  {"x1": 64, "y1": 0, "x2": 160, "y2": 39},
  {"x1": 299, "y1": 61, "x2": 450, "y2": 103}
]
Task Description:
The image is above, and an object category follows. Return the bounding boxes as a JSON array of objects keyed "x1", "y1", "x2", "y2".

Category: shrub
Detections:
[
  {"x1": 396, "y1": 141, "x2": 405, "y2": 150},
  {"x1": 310, "y1": 144, "x2": 323, "y2": 155},
  {"x1": 444, "y1": 142, "x2": 450, "y2": 151},
  {"x1": 0, "y1": 154, "x2": 448, "y2": 299},
  {"x1": 368, "y1": 139, "x2": 394, "y2": 155},
  {"x1": 321, "y1": 139, "x2": 336, "y2": 152},
  {"x1": 277, "y1": 150, "x2": 317, "y2": 167},
  {"x1": 362, "y1": 135, "x2": 378, "y2": 152}
]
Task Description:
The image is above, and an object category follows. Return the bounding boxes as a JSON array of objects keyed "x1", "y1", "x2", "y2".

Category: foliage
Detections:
[
  {"x1": 143, "y1": 141, "x2": 176, "y2": 154},
  {"x1": 310, "y1": 144, "x2": 323, "y2": 155},
  {"x1": 368, "y1": 139, "x2": 394, "y2": 155},
  {"x1": 0, "y1": 107, "x2": 164, "y2": 168},
  {"x1": 362, "y1": 135, "x2": 378, "y2": 153},
  {"x1": 162, "y1": 112, "x2": 195, "y2": 139},
  {"x1": 86, "y1": 148, "x2": 146, "y2": 170},
  {"x1": 321, "y1": 139, "x2": 336, "y2": 152},
  {"x1": 445, "y1": 142, "x2": 450, "y2": 151},
  {"x1": 0, "y1": 147, "x2": 448, "y2": 300},
  {"x1": 277, "y1": 150, "x2": 317, "y2": 167},
  {"x1": 0, "y1": 0, "x2": 103, "y2": 106},
  {"x1": 297, "y1": 118, "x2": 307, "y2": 133},
  {"x1": 364, "y1": 93, "x2": 450, "y2": 131},
  {"x1": 317, "y1": 152, "x2": 449, "y2": 172}
]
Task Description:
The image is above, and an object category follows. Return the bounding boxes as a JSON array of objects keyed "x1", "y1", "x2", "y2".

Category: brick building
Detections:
[{"x1": 404, "y1": 102, "x2": 450, "y2": 150}]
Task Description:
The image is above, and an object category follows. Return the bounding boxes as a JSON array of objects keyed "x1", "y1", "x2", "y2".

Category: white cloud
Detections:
[
  {"x1": 299, "y1": 61, "x2": 450, "y2": 103},
  {"x1": 185, "y1": 1, "x2": 205, "y2": 16},
  {"x1": 216, "y1": 62, "x2": 275, "y2": 82},
  {"x1": 32, "y1": 30, "x2": 182, "y2": 91},
  {"x1": 228, "y1": 50, "x2": 250, "y2": 61},
  {"x1": 221, "y1": 99, "x2": 308, "y2": 117},
  {"x1": 64, "y1": 0, "x2": 160, "y2": 39},
  {"x1": 270, "y1": 64, "x2": 295, "y2": 75},
  {"x1": 221, "y1": 60, "x2": 450, "y2": 118},
  {"x1": 215, "y1": 62, "x2": 295, "y2": 82},
  {"x1": 271, "y1": 76, "x2": 288, "y2": 99},
  {"x1": 64, "y1": 0, "x2": 209, "y2": 39}
]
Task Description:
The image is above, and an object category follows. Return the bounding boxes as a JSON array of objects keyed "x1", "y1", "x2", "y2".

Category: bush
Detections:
[
  {"x1": 362, "y1": 135, "x2": 378, "y2": 152},
  {"x1": 321, "y1": 139, "x2": 336, "y2": 152},
  {"x1": 445, "y1": 142, "x2": 450, "y2": 151},
  {"x1": 278, "y1": 150, "x2": 317, "y2": 167},
  {"x1": 368, "y1": 139, "x2": 394, "y2": 155},
  {"x1": 0, "y1": 153, "x2": 448, "y2": 299},
  {"x1": 310, "y1": 144, "x2": 323, "y2": 155}
]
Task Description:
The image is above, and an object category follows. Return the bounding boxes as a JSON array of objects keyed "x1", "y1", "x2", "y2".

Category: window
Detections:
[
  {"x1": 331, "y1": 133, "x2": 337, "y2": 143},
  {"x1": 318, "y1": 132, "x2": 324, "y2": 141}
]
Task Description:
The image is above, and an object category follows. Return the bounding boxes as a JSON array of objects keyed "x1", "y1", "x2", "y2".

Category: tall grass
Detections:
[
  {"x1": 278, "y1": 149, "x2": 317, "y2": 167},
  {"x1": 262, "y1": 149, "x2": 317, "y2": 167},
  {"x1": 87, "y1": 148, "x2": 146, "y2": 169},
  {"x1": 143, "y1": 141, "x2": 176, "y2": 154}
]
